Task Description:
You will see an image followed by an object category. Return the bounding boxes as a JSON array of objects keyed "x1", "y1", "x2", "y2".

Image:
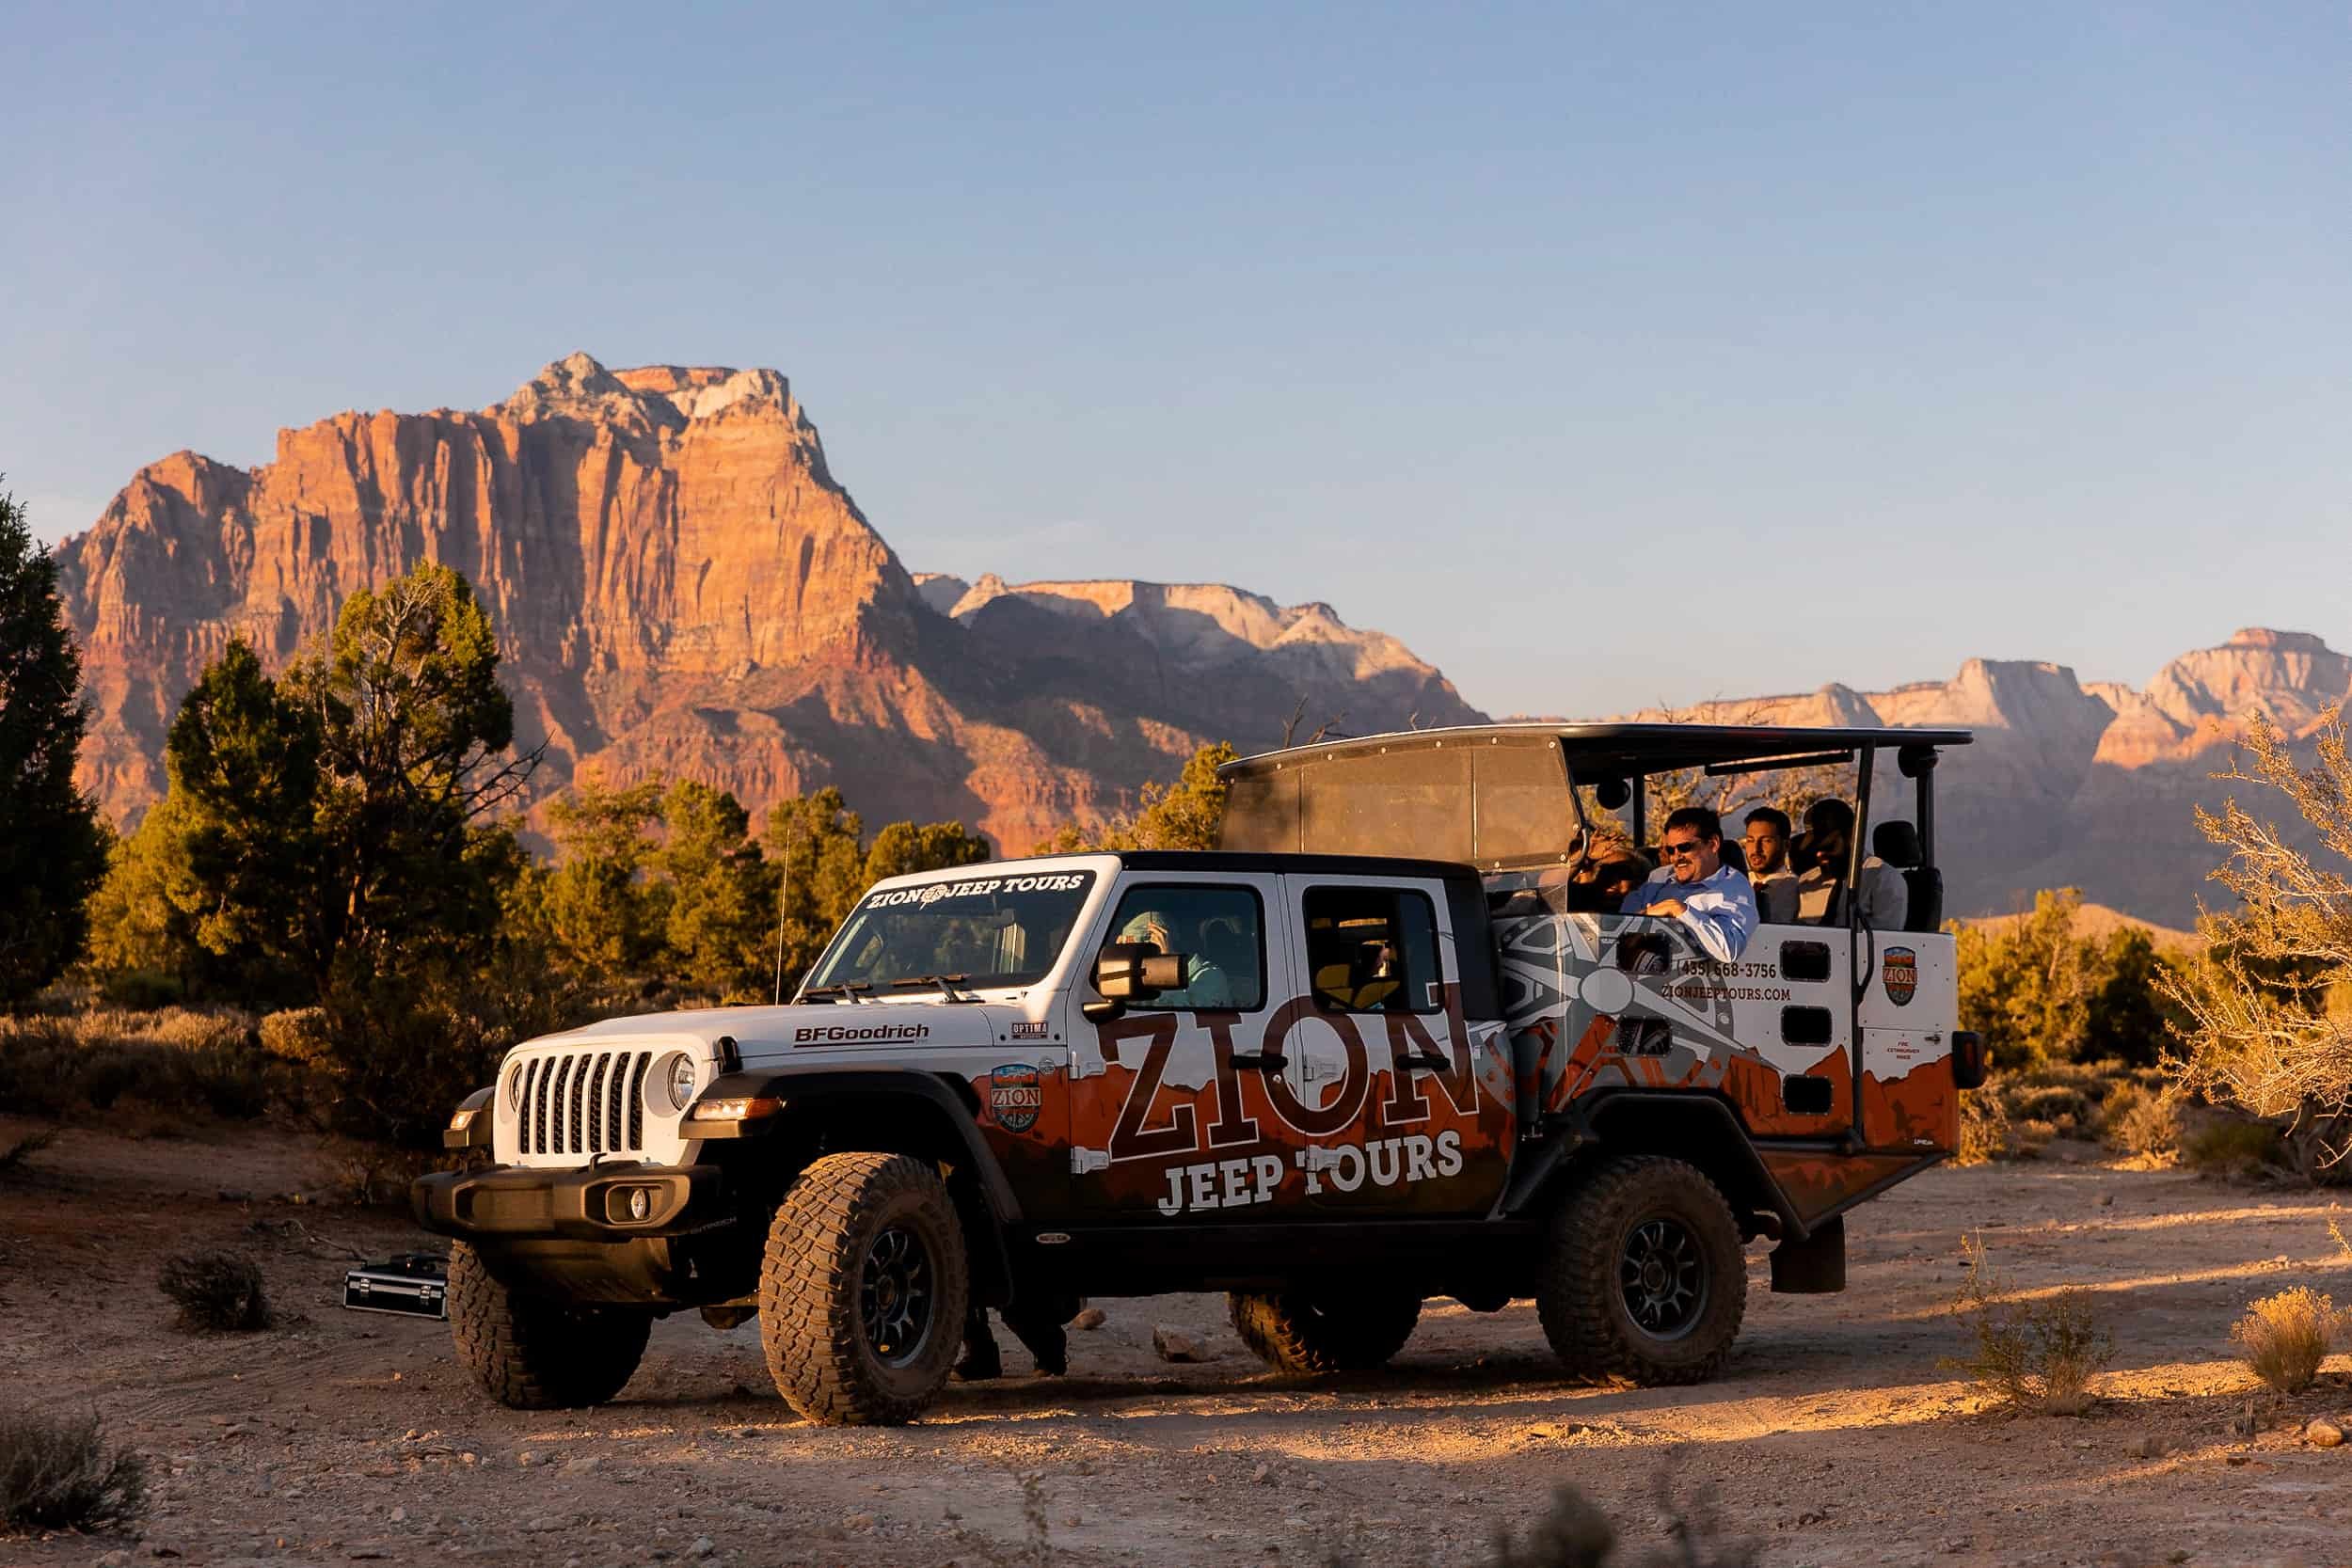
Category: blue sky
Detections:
[{"x1": 7, "y1": 2, "x2": 2347, "y2": 718}]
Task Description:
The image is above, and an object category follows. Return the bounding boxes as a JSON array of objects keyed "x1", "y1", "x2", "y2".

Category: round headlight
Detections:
[
  {"x1": 664, "y1": 1053, "x2": 697, "y2": 1111},
  {"x1": 504, "y1": 1061, "x2": 527, "y2": 1113}
]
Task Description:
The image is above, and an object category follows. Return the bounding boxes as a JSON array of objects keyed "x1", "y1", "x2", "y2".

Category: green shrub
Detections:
[
  {"x1": 0, "y1": 1406, "x2": 146, "y2": 1533},
  {"x1": 2183, "y1": 1119, "x2": 2285, "y2": 1178},
  {"x1": 97, "y1": 969, "x2": 183, "y2": 1009}
]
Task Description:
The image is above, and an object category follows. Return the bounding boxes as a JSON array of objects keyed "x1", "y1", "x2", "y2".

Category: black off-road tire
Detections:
[
  {"x1": 758, "y1": 1152, "x2": 970, "y2": 1426},
  {"x1": 1228, "y1": 1288, "x2": 1422, "y2": 1374},
  {"x1": 1536, "y1": 1155, "x2": 1746, "y2": 1386},
  {"x1": 447, "y1": 1242, "x2": 652, "y2": 1409}
]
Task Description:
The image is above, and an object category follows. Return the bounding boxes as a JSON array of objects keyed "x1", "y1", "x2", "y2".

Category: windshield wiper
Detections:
[
  {"x1": 889, "y1": 974, "x2": 977, "y2": 1003},
  {"x1": 800, "y1": 982, "x2": 874, "y2": 1004}
]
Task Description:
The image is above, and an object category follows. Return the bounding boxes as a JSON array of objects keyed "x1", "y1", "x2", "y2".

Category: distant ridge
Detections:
[
  {"x1": 47, "y1": 354, "x2": 2337, "y2": 925},
  {"x1": 53, "y1": 354, "x2": 1482, "y2": 853}
]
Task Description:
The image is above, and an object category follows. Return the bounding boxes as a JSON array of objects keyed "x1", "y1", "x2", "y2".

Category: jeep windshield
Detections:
[{"x1": 802, "y1": 870, "x2": 1098, "y2": 996}]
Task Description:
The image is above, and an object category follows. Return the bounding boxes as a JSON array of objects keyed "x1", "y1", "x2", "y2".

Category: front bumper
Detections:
[{"x1": 411, "y1": 1161, "x2": 726, "y2": 1243}]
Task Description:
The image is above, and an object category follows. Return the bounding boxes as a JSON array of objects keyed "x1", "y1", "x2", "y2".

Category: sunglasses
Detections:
[{"x1": 1660, "y1": 838, "x2": 1708, "y2": 859}]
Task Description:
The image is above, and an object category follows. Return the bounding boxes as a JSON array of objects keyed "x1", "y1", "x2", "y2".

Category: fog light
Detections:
[{"x1": 628, "y1": 1187, "x2": 651, "y2": 1222}]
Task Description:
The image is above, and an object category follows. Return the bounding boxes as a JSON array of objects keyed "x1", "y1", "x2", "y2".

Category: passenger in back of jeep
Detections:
[
  {"x1": 1794, "y1": 800, "x2": 1909, "y2": 929},
  {"x1": 1740, "y1": 806, "x2": 1801, "y2": 925}
]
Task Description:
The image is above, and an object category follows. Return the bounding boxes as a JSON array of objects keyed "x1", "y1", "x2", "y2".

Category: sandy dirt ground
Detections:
[{"x1": 4, "y1": 1116, "x2": 2351, "y2": 1568}]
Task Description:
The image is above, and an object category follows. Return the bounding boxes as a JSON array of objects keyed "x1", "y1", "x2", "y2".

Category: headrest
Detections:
[{"x1": 1872, "y1": 819, "x2": 1923, "y2": 868}]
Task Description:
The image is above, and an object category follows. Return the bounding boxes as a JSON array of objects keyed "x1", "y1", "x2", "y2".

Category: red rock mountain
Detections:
[
  {"x1": 56, "y1": 355, "x2": 1481, "y2": 853},
  {"x1": 54, "y1": 355, "x2": 2336, "y2": 924}
]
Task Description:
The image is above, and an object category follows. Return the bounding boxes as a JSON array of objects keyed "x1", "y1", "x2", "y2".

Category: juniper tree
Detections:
[{"x1": 0, "y1": 485, "x2": 107, "y2": 1004}]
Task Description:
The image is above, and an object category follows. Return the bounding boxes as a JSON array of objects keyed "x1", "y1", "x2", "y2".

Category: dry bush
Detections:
[
  {"x1": 1956, "y1": 1089, "x2": 2016, "y2": 1164},
  {"x1": 0, "y1": 1129, "x2": 59, "y2": 1180},
  {"x1": 157, "y1": 1252, "x2": 272, "y2": 1332},
  {"x1": 0, "y1": 1406, "x2": 146, "y2": 1533},
  {"x1": 0, "y1": 1007, "x2": 272, "y2": 1122},
  {"x1": 2181, "y1": 1118, "x2": 2285, "y2": 1178},
  {"x1": 2010, "y1": 1085, "x2": 2096, "y2": 1136},
  {"x1": 313, "y1": 1137, "x2": 446, "y2": 1207},
  {"x1": 0, "y1": 1019, "x2": 83, "y2": 1117},
  {"x1": 1947, "y1": 1234, "x2": 2113, "y2": 1416},
  {"x1": 2232, "y1": 1288, "x2": 2344, "y2": 1394},
  {"x1": 2101, "y1": 1082, "x2": 2181, "y2": 1159},
  {"x1": 1324, "y1": 1477, "x2": 1756, "y2": 1568},
  {"x1": 2162, "y1": 710, "x2": 2352, "y2": 1165}
]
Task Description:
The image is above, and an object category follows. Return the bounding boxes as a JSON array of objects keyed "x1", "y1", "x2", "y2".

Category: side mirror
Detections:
[{"x1": 1092, "y1": 942, "x2": 1186, "y2": 1002}]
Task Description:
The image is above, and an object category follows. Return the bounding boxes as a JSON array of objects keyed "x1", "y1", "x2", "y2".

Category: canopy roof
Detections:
[
  {"x1": 1225, "y1": 721, "x2": 1971, "y2": 784},
  {"x1": 1216, "y1": 722, "x2": 1972, "y2": 870}
]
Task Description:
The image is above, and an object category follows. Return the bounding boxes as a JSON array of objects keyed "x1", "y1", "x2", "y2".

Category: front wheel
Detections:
[
  {"x1": 1229, "y1": 1288, "x2": 1422, "y2": 1373},
  {"x1": 447, "y1": 1242, "x2": 651, "y2": 1409},
  {"x1": 1535, "y1": 1155, "x2": 1746, "y2": 1386},
  {"x1": 758, "y1": 1152, "x2": 970, "y2": 1425}
]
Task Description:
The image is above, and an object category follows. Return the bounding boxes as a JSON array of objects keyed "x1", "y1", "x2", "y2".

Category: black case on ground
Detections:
[{"x1": 342, "y1": 1252, "x2": 450, "y2": 1319}]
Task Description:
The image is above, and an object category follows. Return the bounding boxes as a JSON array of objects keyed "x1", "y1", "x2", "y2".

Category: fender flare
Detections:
[
  {"x1": 696, "y1": 1066, "x2": 1024, "y2": 1227},
  {"x1": 1502, "y1": 1090, "x2": 1811, "y2": 1242},
  {"x1": 693, "y1": 1067, "x2": 1024, "y2": 1304}
]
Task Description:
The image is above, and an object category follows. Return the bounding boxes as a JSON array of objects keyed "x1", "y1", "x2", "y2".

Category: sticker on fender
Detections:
[{"x1": 1153, "y1": 1131, "x2": 1465, "y2": 1215}]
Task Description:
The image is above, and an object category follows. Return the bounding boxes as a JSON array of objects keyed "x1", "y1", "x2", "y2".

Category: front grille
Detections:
[{"x1": 517, "y1": 1049, "x2": 657, "y2": 1158}]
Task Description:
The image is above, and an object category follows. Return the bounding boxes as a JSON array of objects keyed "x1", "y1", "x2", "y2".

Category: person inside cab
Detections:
[
  {"x1": 1620, "y1": 805, "x2": 1757, "y2": 962},
  {"x1": 1794, "y1": 800, "x2": 1909, "y2": 929},
  {"x1": 1118, "y1": 905, "x2": 1238, "y2": 1007},
  {"x1": 1740, "y1": 806, "x2": 1802, "y2": 925}
]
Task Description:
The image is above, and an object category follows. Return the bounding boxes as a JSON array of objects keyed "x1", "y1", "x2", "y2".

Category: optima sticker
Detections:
[{"x1": 794, "y1": 1022, "x2": 933, "y2": 1044}]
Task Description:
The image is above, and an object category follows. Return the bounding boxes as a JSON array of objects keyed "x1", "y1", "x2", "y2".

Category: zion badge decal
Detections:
[
  {"x1": 988, "y1": 1063, "x2": 1043, "y2": 1132},
  {"x1": 1882, "y1": 946, "x2": 1918, "y2": 1006}
]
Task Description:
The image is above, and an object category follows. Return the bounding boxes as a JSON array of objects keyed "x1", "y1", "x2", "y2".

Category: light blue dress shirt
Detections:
[{"x1": 1620, "y1": 863, "x2": 1759, "y2": 963}]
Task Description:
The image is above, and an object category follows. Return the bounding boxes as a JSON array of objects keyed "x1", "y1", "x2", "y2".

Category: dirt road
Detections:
[{"x1": 4, "y1": 1117, "x2": 2349, "y2": 1567}]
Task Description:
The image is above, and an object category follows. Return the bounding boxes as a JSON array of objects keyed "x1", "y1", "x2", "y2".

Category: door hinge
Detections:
[{"x1": 1071, "y1": 1147, "x2": 1110, "y2": 1175}]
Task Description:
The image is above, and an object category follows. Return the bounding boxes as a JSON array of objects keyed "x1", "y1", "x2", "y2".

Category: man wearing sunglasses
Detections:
[{"x1": 1621, "y1": 805, "x2": 1758, "y2": 962}]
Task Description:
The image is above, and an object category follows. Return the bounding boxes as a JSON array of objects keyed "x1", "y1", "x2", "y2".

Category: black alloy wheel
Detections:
[
  {"x1": 1618, "y1": 1215, "x2": 1707, "y2": 1338},
  {"x1": 860, "y1": 1225, "x2": 936, "y2": 1366}
]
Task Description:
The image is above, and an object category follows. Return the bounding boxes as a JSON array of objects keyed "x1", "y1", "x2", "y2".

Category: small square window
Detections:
[{"x1": 1302, "y1": 886, "x2": 1445, "y2": 1015}]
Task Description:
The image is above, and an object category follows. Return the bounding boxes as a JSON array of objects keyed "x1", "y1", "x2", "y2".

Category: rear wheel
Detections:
[
  {"x1": 758, "y1": 1152, "x2": 970, "y2": 1425},
  {"x1": 1229, "y1": 1288, "x2": 1422, "y2": 1373},
  {"x1": 1536, "y1": 1155, "x2": 1745, "y2": 1385},
  {"x1": 447, "y1": 1242, "x2": 651, "y2": 1409}
]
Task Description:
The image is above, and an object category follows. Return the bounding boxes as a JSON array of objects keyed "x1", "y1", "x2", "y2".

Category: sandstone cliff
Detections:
[{"x1": 56, "y1": 355, "x2": 1482, "y2": 853}]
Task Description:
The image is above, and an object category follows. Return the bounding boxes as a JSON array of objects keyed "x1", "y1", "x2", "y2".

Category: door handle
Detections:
[
  {"x1": 1400, "y1": 1053, "x2": 1450, "y2": 1071},
  {"x1": 1228, "y1": 1053, "x2": 1288, "y2": 1073}
]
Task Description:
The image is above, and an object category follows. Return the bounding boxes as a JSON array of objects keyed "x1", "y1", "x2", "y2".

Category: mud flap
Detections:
[{"x1": 1769, "y1": 1214, "x2": 1845, "y2": 1294}]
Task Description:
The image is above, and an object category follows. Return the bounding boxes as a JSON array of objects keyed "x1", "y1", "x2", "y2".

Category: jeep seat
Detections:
[{"x1": 1871, "y1": 820, "x2": 1942, "y2": 933}]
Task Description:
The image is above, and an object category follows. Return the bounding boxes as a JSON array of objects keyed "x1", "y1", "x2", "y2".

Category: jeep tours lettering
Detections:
[
  {"x1": 1152, "y1": 1132, "x2": 1466, "y2": 1215},
  {"x1": 861, "y1": 871, "x2": 1090, "y2": 910},
  {"x1": 794, "y1": 1022, "x2": 933, "y2": 1043}
]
